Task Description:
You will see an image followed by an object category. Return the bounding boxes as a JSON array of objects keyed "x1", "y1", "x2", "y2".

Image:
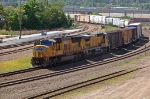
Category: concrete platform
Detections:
[{"x1": 0, "y1": 29, "x2": 81, "y2": 47}]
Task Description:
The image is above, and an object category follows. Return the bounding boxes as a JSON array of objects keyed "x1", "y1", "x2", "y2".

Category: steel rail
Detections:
[
  {"x1": 0, "y1": 46, "x2": 149, "y2": 88},
  {"x1": 26, "y1": 65, "x2": 149, "y2": 99}
]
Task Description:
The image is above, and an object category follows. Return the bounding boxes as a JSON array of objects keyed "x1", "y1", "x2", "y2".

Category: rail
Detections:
[{"x1": 0, "y1": 45, "x2": 150, "y2": 88}]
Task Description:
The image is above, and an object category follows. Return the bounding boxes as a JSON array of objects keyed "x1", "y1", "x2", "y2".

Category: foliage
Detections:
[
  {"x1": 92, "y1": 12, "x2": 99, "y2": 15},
  {"x1": 3, "y1": 6, "x2": 21, "y2": 30},
  {"x1": 50, "y1": 0, "x2": 150, "y2": 10},
  {"x1": 0, "y1": 3, "x2": 3, "y2": 15},
  {"x1": 108, "y1": 22, "x2": 113, "y2": 27},
  {"x1": 0, "y1": 0, "x2": 72, "y2": 31},
  {"x1": 99, "y1": 26, "x2": 120, "y2": 32},
  {"x1": 22, "y1": 0, "x2": 41, "y2": 29},
  {"x1": 0, "y1": 29, "x2": 15, "y2": 35}
]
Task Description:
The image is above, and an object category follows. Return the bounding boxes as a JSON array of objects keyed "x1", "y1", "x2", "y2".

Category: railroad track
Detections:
[
  {"x1": 0, "y1": 67, "x2": 40, "y2": 77},
  {"x1": 26, "y1": 66, "x2": 149, "y2": 99},
  {"x1": 0, "y1": 46, "x2": 33, "y2": 56},
  {"x1": 0, "y1": 24, "x2": 89, "y2": 50},
  {"x1": 0, "y1": 24, "x2": 100, "y2": 56},
  {"x1": 0, "y1": 45, "x2": 149, "y2": 88}
]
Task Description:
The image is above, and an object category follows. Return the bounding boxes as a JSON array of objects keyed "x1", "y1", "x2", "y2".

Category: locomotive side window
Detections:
[{"x1": 34, "y1": 41, "x2": 40, "y2": 46}]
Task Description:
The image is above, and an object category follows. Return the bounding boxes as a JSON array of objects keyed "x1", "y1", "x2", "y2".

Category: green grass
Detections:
[
  {"x1": 99, "y1": 26, "x2": 120, "y2": 32},
  {"x1": 0, "y1": 56, "x2": 32, "y2": 73},
  {"x1": 0, "y1": 29, "x2": 15, "y2": 35},
  {"x1": 72, "y1": 24, "x2": 82, "y2": 29}
]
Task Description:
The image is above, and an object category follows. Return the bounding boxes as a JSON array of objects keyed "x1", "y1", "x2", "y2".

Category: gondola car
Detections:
[{"x1": 107, "y1": 29, "x2": 123, "y2": 49}]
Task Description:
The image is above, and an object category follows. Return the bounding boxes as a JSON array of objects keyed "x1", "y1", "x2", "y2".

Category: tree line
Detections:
[
  {"x1": 0, "y1": 0, "x2": 73, "y2": 31},
  {"x1": 52, "y1": 0, "x2": 150, "y2": 10}
]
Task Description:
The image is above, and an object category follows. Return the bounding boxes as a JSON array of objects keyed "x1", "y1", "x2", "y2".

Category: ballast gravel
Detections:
[{"x1": 0, "y1": 29, "x2": 150, "y2": 98}]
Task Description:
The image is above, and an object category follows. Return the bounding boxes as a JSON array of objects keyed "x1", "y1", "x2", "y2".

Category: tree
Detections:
[
  {"x1": 3, "y1": 6, "x2": 20, "y2": 30},
  {"x1": 0, "y1": 3, "x2": 3, "y2": 15},
  {"x1": 0, "y1": 3, "x2": 4, "y2": 29},
  {"x1": 39, "y1": 0, "x2": 70, "y2": 29},
  {"x1": 22, "y1": 0, "x2": 41, "y2": 29}
]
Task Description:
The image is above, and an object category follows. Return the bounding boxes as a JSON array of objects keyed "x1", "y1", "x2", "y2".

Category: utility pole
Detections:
[
  {"x1": 19, "y1": 0, "x2": 22, "y2": 39},
  {"x1": 73, "y1": 0, "x2": 74, "y2": 14},
  {"x1": 109, "y1": 0, "x2": 111, "y2": 16}
]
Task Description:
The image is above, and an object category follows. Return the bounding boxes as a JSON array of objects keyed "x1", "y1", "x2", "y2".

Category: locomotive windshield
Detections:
[
  {"x1": 41, "y1": 41, "x2": 51, "y2": 46},
  {"x1": 34, "y1": 39, "x2": 56, "y2": 46}
]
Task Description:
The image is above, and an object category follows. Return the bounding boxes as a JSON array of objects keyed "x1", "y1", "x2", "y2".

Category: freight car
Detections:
[
  {"x1": 31, "y1": 22, "x2": 141, "y2": 67},
  {"x1": 69, "y1": 14, "x2": 131, "y2": 28}
]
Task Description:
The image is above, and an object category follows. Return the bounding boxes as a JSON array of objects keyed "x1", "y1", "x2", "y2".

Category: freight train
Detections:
[
  {"x1": 31, "y1": 14, "x2": 142, "y2": 67},
  {"x1": 69, "y1": 14, "x2": 132, "y2": 28}
]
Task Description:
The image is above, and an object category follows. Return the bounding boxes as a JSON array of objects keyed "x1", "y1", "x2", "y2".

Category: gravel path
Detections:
[
  {"x1": 0, "y1": 49, "x2": 32, "y2": 62},
  {"x1": 73, "y1": 56, "x2": 150, "y2": 99},
  {"x1": 0, "y1": 44, "x2": 33, "y2": 53}
]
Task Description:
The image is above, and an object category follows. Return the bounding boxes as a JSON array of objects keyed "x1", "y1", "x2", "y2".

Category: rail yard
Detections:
[{"x1": 0, "y1": 14, "x2": 150, "y2": 99}]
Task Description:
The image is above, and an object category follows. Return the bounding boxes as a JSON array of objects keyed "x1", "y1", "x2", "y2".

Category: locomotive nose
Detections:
[
  {"x1": 31, "y1": 45, "x2": 49, "y2": 67},
  {"x1": 33, "y1": 45, "x2": 48, "y2": 58}
]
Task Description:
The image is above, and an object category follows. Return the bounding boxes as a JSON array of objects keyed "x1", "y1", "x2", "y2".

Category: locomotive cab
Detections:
[{"x1": 31, "y1": 39, "x2": 56, "y2": 67}]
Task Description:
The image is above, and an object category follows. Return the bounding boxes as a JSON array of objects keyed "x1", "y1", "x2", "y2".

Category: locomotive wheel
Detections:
[
  {"x1": 80, "y1": 52, "x2": 84, "y2": 59},
  {"x1": 53, "y1": 59, "x2": 57, "y2": 65},
  {"x1": 49, "y1": 60, "x2": 52, "y2": 67},
  {"x1": 78, "y1": 53, "x2": 82, "y2": 60},
  {"x1": 92, "y1": 49, "x2": 95, "y2": 55},
  {"x1": 73, "y1": 54, "x2": 79, "y2": 61}
]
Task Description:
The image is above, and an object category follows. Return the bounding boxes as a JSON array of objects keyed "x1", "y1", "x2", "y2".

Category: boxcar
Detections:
[
  {"x1": 74, "y1": 14, "x2": 80, "y2": 22},
  {"x1": 112, "y1": 18, "x2": 120, "y2": 27},
  {"x1": 101, "y1": 16, "x2": 107, "y2": 25},
  {"x1": 80, "y1": 14, "x2": 90, "y2": 23},
  {"x1": 127, "y1": 23, "x2": 142, "y2": 39},
  {"x1": 106, "y1": 17, "x2": 113, "y2": 24},
  {"x1": 98, "y1": 16, "x2": 102, "y2": 24},
  {"x1": 90, "y1": 15, "x2": 95, "y2": 23},
  {"x1": 119, "y1": 20, "x2": 125, "y2": 28}
]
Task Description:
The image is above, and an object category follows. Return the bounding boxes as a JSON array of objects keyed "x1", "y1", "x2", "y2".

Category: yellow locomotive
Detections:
[{"x1": 31, "y1": 33, "x2": 109, "y2": 67}]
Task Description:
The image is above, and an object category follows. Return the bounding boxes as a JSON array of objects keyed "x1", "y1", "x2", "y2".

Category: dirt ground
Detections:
[{"x1": 74, "y1": 56, "x2": 150, "y2": 99}]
